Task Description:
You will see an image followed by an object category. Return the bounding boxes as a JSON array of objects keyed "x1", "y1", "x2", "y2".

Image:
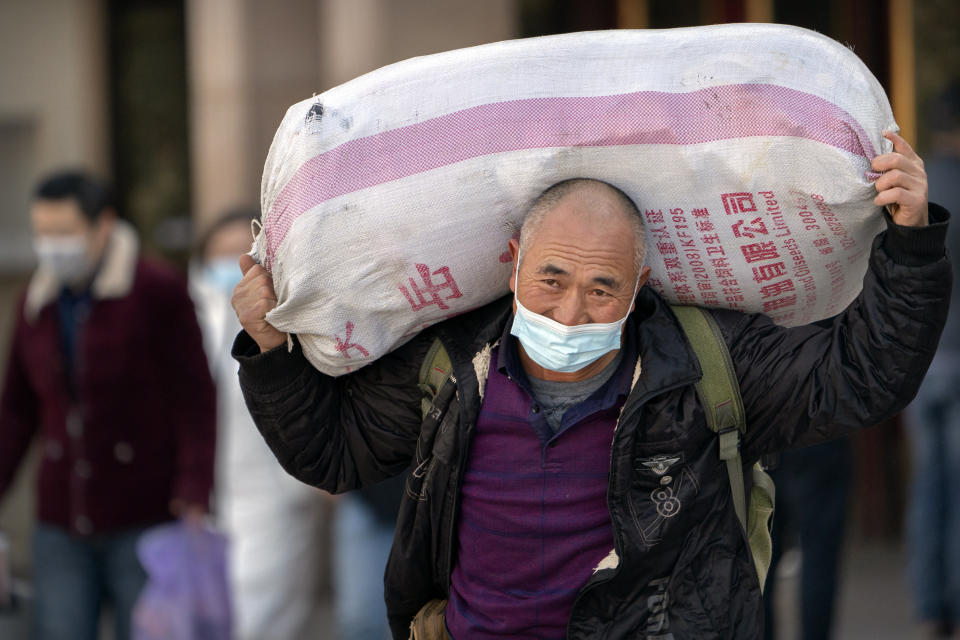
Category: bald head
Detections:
[{"x1": 519, "y1": 179, "x2": 646, "y2": 272}]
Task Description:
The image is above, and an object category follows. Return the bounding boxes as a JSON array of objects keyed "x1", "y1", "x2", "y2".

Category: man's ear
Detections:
[
  {"x1": 637, "y1": 265, "x2": 651, "y2": 289},
  {"x1": 508, "y1": 237, "x2": 520, "y2": 293},
  {"x1": 629, "y1": 266, "x2": 652, "y2": 313}
]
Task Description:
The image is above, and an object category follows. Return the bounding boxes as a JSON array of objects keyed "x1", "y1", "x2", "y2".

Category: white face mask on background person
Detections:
[
  {"x1": 33, "y1": 235, "x2": 94, "y2": 286},
  {"x1": 202, "y1": 255, "x2": 244, "y2": 295},
  {"x1": 509, "y1": 248, "x2": 640, "y2": 374}
]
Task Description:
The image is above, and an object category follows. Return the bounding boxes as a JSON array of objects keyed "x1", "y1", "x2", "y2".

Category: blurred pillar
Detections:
[
  {"x1": 889, "y1": 0, "x2": 917, "y2": 144},
  {"x1": 318, "y1": 0, "x2": 387, "y2": 87},
  {"x1": 744, "y1": 0, "x2": 773, "y2": 22},
  {"x1": 700, "y1": 0, "x2": 745, "y2": 24},
  {"x1": 0, "y1": 0, "x2": 110, "y2": 177},
  {"x1": 187, "y1": 0, "x2": 324, "y2": 231},
  {"x1": 320, "y1": 0, "x2": 518, "y2": 86},
  {"x1": 185, "y1": 0, "x2": 255, "y2": 231},
  {"x1": 617, "y1": 0, "x2": 649, "y2": 29},
  {"x1": 0, "y1": 0, "x2": 110, "y2": 580},
  {"x1": 187, "y1": 0, "x2": 518, "y2": 232}
]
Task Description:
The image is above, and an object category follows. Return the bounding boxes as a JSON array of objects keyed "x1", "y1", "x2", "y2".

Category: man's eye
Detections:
[
  {"x1": 542, "y1": 279, "x2": 560, "y2": 287},
  {"x1": 591, "y1": 289, "x2": 610, "y2": 296}
]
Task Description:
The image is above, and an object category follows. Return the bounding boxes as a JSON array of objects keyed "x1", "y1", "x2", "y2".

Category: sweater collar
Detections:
[{"x1": 622, "y1": 288, "x2": 703, "y2": 407}]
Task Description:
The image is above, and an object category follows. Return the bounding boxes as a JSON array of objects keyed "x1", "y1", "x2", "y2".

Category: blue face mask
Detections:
[
  {"x1": 202, "y1": 256, "x2": 243, "y2": 295},
  {"x1": 509, "y1": 250, "x2": 639, "y2": 373}
]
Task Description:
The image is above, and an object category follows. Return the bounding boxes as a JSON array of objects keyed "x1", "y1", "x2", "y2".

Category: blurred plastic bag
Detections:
[{"x1": 132, "y1": 522, "x2": 232, "y2": 640}]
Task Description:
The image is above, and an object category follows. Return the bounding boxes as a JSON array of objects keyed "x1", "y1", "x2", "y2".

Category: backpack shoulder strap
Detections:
[
  {"x1": 418, "y1": 338, "x2": 454, "y2": 419},
  {"x1": 670, "y1": 305, "x2": 748, "y2": 531}
]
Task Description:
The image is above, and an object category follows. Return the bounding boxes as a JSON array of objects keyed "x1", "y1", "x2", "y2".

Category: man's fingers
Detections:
[
  {"x1": 238, "y1": 264, "x2": 272, "y2": 294},
  {"x1": 882, "y1": 130, "x2": 920, "y2": 161},
  {"x1": 872, "y1": 137, "x2": 926, "y2": 179},
  {"x1": 874, "y1": 187, "x2": 909, "y2": 208},
  {"x1": 867, "y1": 131, "x2": 930, "y2": 228},
  {"x1": 874, "y1": 185, "x2": 924, "y2": 210},
  {"x1": 253, "y1": 297, "x2": 278, "y2": 318},
  {"x1": 873, "y1": 169, "x2": 924, "y2": 195},
  {"x1": 872, "y1": 151, "x2": 920, "y2": 174},
  {"x1": 239, "y1": 253, "x2": 257, "y2": 276},
  {"x1": 231, "y1": 254, "x2": 287, "y2": 352}
]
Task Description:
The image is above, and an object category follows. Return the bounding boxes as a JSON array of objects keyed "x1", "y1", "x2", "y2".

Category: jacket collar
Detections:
[
  {"x1": 626, "y1": 287, "x2": 702, "y2": 402},
  {"x1": 432, "y1": 295, "x2": 512, "y2": 411},
  {"x1": 25, "y1": 220, "x2": 140, "y2": 322}
]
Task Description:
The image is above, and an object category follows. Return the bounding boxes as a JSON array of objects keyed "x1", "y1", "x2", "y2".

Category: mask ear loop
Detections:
[
  {"x1": 625, "y1": 264, "x2": 644, "y2": 317},
  {"x1": 247, "y1": 218, "x2": 265, "y2": 265},
  {"x1": 512, "y1": 244, "x2": 523, "y2": 306}
]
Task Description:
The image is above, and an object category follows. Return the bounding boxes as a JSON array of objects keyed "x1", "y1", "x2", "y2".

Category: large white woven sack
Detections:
[{"x1": 255, "y1": 23, "x2": 895, "y2": 376}]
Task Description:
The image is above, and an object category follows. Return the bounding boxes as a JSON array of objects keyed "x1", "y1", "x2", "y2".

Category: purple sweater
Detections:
[{"x1": 445, "y1": 345, "x2": 626, "y2": 639}]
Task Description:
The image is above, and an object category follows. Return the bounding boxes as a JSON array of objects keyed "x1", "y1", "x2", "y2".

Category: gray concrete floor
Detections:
[{"x1": 771, "y1": 541, "x2": 918, "y2": 640}]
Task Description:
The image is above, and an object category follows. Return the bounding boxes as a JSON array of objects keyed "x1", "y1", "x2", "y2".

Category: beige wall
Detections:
[
  {"x1": 0, "y1": 0, "x2": 110, "y2": 173},
  {"x1": 187, "y1": 0, "x2": 519, "y2": 231},
  {"x1": 0, "y1": 0, "x2": 109, "y2": 271},
  {"x1": 0, "y1": 0, "x2": 110, "y2": 575}
]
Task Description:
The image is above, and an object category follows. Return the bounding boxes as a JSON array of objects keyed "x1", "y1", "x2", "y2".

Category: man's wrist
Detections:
[
  {"x1": 259, "y1": 334, "x2": 288, "y2": 353},
  {"x1": 881, "y1": 203, "x2": 949, "y2": 267},
  {"x1": 233, "y1": 330, "x2": 312, "y2": 392}
]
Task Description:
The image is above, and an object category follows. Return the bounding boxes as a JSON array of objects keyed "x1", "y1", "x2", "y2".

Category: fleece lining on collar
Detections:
[{"x1": 25, "y1": 220, "x2": 140, "y2": 322}]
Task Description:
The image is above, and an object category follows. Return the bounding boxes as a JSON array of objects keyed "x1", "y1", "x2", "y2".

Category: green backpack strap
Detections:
[
  {"x1": 671, "y1": 305, "x2": 748, "y2": 529},
  {"x1": 671, "y1": 305, "x2": 775, "y2": 591},
  {"x1": 418, "y1": 338, "x2": 454, "y2": 419}
]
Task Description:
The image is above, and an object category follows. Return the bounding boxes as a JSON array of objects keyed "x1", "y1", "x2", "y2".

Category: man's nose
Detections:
[{"x1": 553, "y1": 290, "x2": 586, "y2": 326}]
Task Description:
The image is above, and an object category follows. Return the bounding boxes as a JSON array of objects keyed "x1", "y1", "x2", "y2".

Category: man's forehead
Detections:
[
  {"x1": 31, "y1": 198, "x2": 88, "y2": 230},
  {"x1": 32, "y1": 198, "x2": 84, "y2": 218},
  {"x1": 524, "y1": 209, "x2": 636, "y2": 261}
]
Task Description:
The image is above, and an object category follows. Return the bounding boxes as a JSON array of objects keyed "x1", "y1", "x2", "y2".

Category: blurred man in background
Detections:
[
  {"x1": 763, "y1": 437, "x2": 853, "y2": 640},
  {"x1": 904, "y1": 85, "x2": 960, "y2": 640},
  {"x1": 331, "y1": 466, "x2": 406, "y2": 640},
  {"x1": 0, "y1": 170, "x2": 216, "y2": 640},
  {"x1": 191, "y1": 209, "x2": 328, "y2": 640}
]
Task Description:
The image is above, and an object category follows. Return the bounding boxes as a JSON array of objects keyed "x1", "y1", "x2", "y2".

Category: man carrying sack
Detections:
[{"x1": 231, "y1": 133, "x2": 950, "y2": 639}]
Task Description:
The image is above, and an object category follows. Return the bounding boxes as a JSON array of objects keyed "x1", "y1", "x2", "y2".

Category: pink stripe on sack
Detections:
[{"x1": 265, "y1": 84, "x2": 876, "y2": 268}]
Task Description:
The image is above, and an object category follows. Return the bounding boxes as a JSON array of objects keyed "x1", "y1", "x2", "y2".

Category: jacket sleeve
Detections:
[
  {"x1": 153, "y1": 273, "x2": 217, "y2": 509},
  {"x1": 718, "y1": 205, "x2": 952, "y2": 460},
  {"x1": 232, "y1": 330, "x2": 433, "y2": 493},
  {"x1": 0, "y1": 301, "x2": 40, "y2": 500}
]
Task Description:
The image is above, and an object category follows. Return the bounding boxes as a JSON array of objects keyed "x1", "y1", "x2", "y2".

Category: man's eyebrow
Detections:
[
  {"x1": 592, "y1": 275, "x2": 621, "y2": 290},
  {"x1": 536, "y1": 263, "x2": 569, "y2": 276}
]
